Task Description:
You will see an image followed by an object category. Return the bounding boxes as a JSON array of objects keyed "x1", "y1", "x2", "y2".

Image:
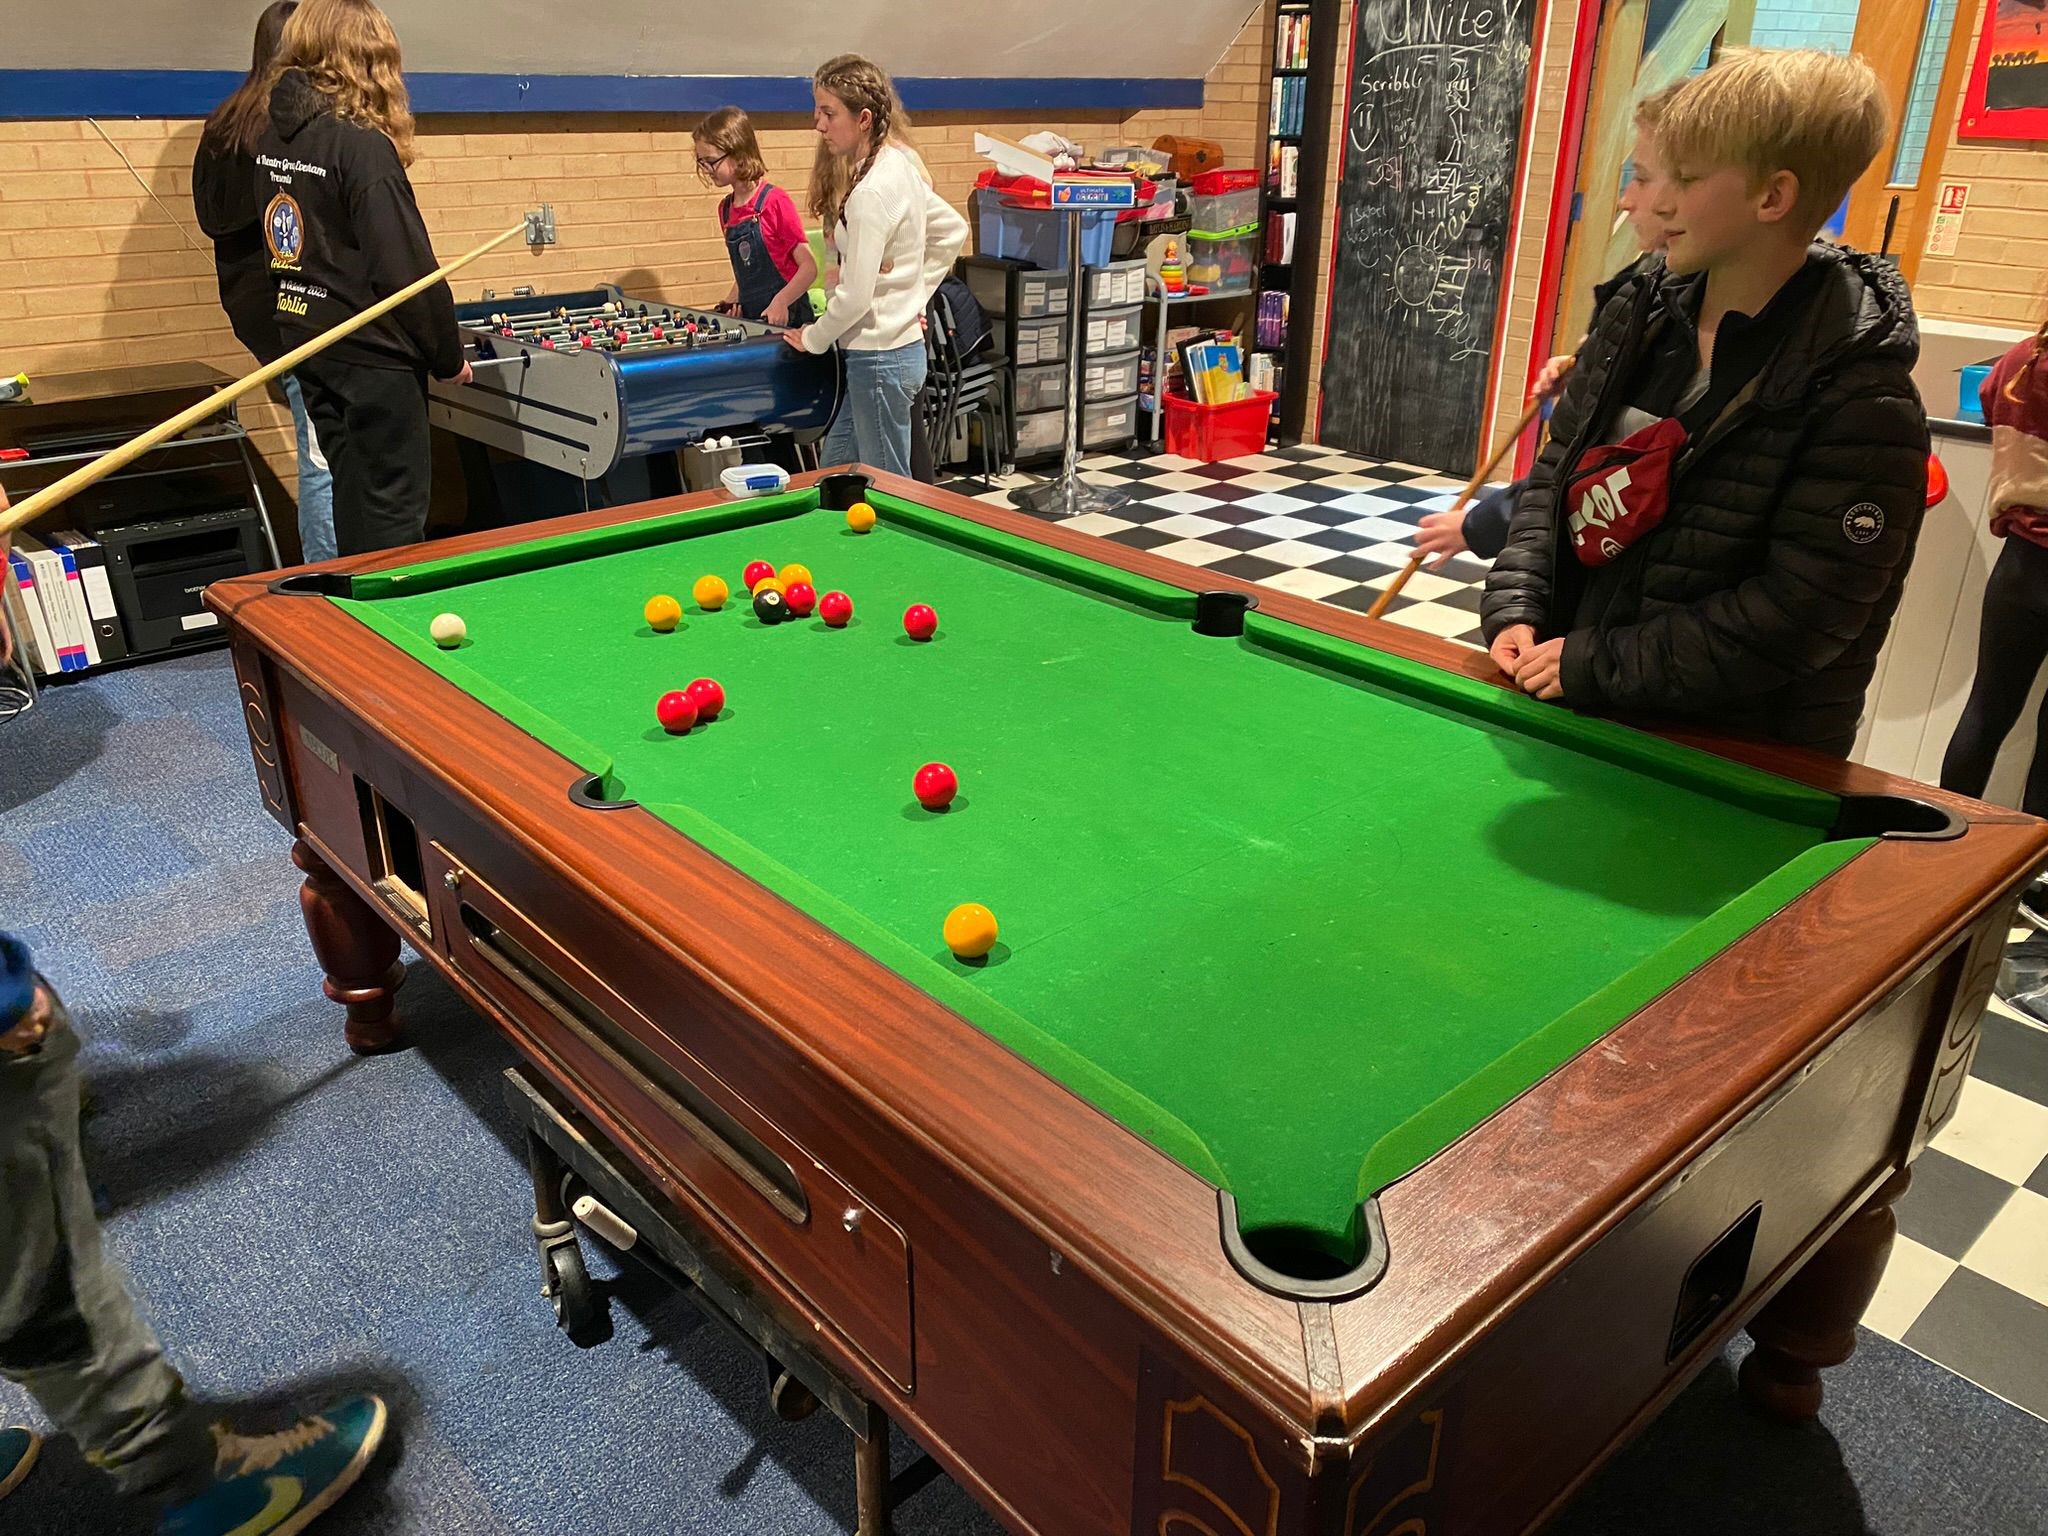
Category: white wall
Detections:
[{"x1": 5, "y1": 0, "x2": 1263, "y2": 80}]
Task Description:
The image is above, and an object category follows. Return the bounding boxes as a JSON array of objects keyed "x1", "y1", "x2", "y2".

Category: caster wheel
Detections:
[{"x1": 546, "y1": 1242, "x2": 613, "y2": 1347}]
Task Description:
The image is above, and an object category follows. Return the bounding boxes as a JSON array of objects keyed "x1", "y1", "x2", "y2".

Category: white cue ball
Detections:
[{"x1": 429, "y1": 613, "x2": 467, "y2": 648}]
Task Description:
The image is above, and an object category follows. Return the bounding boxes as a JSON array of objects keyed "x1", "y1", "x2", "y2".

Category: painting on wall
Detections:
[{"x1": 1960, "y1": 0, "x2": 2048, "y2": 140}]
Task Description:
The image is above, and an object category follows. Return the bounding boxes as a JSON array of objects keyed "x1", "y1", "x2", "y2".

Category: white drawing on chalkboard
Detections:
[{"x1": 1392, "y1": 245, "x2": 1440, "y2": 306}]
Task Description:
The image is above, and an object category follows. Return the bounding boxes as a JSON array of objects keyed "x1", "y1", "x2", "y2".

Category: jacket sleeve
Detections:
[
  {"x1": 1461, "y1": 477, "x2": 1525, "y2": 561},
  {"x1": 1559, "y1": 377, "x2": 1929, "y2": 713},
  {"x1": 919, "y1": 185, "x2": 968, "y2": 307},
  {"x1": 1480, "y1": 367, "x2": 1594, "y2": 641},
  {"x1": 351, "y1": 171, "x2": 464, "y2": 379}
]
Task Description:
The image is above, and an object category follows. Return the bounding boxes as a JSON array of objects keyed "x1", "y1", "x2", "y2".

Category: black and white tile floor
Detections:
[{"x1": 948, "y1": 438, "x2": 2048, "y2": 1424}]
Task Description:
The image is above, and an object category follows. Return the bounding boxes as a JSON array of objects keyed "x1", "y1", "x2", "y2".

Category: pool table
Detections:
[{"x1": 209, "y1": 466, "x2": 2046, "y2": 1536}]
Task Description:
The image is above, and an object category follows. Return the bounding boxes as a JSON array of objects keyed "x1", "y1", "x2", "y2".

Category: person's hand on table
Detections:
[
  {"x1": 783, "y1": 328, "x2": 811, "y2": 354},
  {"x1": 1412, "y1": 509, "x2": 1468, "y2": 570},
  {"x1": 1513, "y1": 637, "x2": 1567, "y2": 701},
  {"x1": 1489, "y1": 623, "x2": 1536, "y2": 680},
  {"x1": 1534, "y1": 354, "x2": 1576, "y2": 401},
  {"x1": 444, "y1": 359, "x2": 474, "y2": 388},
  {"x1": 764, "y1": 295, "x2": 791, "y2": 328}
]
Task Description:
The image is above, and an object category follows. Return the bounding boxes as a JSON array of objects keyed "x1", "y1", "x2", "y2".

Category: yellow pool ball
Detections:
[
  {"x1": 846, "y1": 502, "x2": 876, "y2": 533},
  {"x1": 644, "y1": 594, "x2": 682, "y2": 632},
  {"x1": 692, "y1": 574, "x2": 729, "y2": 611},
  {"x1": 778, "y1": 562, "x2": 813, "y2": 589},
  {"x1": 756, "y1": 577, "x2": 786, "y2": 599},
  {"x1": 943, "y1": 903, "x2": 998, "y2": 960}
]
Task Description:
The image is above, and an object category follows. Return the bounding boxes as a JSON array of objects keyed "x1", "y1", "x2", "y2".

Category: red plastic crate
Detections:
[
  {"x1": 1162, "y1": 390, "x2": 1277, "y2": 463},
  {"x1": 1189, "y1": 167, "x2": 1259, "y2": 196}
]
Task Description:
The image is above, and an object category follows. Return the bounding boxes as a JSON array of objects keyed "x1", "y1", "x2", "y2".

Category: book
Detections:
[
  {"x1": 50, "y1": 530, "x2": 129, "y2": 665},
  {"x1": 16, "y1": 536, "x2": 86, "y2": 672},
  {"x1": 6, "y1": 548, "x2": 60, "y2": 677}
]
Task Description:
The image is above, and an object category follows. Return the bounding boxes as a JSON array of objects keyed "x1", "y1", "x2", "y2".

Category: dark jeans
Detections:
[
  {"x1": 1942, "y1": 535, "x2": 2048, "y2": 819},
  {"x1": 0, "y1": 988, "x2": 213, "y2": 1505},
  {"x1": 295, "y1": 358, "x2": 433, "y2": 557}
]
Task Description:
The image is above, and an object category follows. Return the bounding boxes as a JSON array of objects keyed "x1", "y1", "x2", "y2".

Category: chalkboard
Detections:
[{"x1": 1318, "y1": 0, "x2": 1534, "y2": 471}]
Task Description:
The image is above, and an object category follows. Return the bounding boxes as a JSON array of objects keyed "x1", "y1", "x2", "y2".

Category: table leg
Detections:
[
  {"x1": 291, "y1": 838, "x2": 405, "y2": 1054},
  {"x1": 854, "y1": 1406, "x2": 893, "y2": 1536},
  {"x1": 1739, "y1": 1167, "x2": 1911, "y2": 1421}
]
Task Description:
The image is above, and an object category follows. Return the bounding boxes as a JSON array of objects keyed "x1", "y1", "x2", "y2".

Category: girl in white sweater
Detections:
[{"x1": 792, "y1": 55, "x2": 967, "y2": 477}]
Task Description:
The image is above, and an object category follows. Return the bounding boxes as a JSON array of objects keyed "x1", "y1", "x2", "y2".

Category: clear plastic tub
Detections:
[
  {"x1": 1083, "y1": 350, "x2": 1141, "y2": 402},
  {"x1": 1011, "y1": 317, "x2": 1066, "y2": 367},
  {"x1": 1015, "y1": 361, "x2": 1068, "y2": 414},
  {"x1": 1185, "y1": 229, "x2": 1259, "y2": 294},
  {"x1": 1085, "y1": 304, "x2": 1142, "y2": 356}
]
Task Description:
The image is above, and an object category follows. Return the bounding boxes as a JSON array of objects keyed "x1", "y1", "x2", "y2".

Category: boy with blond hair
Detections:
[{"x1": 1482, "y1": 49, "x2": 1927, "y2": 756}]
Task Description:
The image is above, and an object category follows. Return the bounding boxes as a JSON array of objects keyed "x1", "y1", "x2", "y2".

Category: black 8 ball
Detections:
[{"x1": 752, "y1": 588, "x2": 789, "y2": 625}]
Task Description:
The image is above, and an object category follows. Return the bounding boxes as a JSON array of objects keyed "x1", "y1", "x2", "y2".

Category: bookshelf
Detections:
[{"x1": 1256, "y1": 0, "x2": 1339, "y2": 445}]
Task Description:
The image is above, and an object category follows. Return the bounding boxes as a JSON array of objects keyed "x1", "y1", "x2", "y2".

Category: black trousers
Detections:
[
  {"x1": 1941, "y1": 535, "x2": 2048, "y2": 819},
  {"x1": 295, "y1": 358, "x2": 432, "y2": 557}
]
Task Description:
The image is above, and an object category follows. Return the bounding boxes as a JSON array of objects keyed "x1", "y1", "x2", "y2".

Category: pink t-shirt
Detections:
[{"x1": 721, "y1": 183, "x2": 807, "y2": 283}]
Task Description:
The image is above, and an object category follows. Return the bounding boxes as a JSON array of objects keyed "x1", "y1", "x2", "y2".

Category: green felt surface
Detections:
[{"x1": 335, "y1": 489, "x2": 1868, "y2": 1265}]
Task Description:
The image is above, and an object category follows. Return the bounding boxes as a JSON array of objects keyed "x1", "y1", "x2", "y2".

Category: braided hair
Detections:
[{"x1": 808, "y1": 55, "x2": 909, "y2": 229}]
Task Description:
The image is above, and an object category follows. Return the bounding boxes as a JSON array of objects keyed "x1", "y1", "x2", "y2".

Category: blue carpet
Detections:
[{"x1": 2, "y1": 651, "x2": 2045, "y2": 1535}]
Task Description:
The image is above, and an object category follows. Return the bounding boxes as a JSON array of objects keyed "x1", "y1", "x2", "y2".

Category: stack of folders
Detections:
[{"x1": 4, "y1": 529, "x2": 130, "y2": 678}]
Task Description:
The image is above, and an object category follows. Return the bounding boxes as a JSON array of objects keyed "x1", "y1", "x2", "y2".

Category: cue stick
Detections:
[
  {"x1": 1365, "y1": 358, "x2": 1575, "y2": 622},
  {"x1": 0, "y1": 221, "x2": 529, "y2": 541}
]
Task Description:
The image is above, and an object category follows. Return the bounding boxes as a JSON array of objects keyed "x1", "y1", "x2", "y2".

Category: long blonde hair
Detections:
[
  {"x1": 807, "y1": 55, "x2": 914, "y2": 227},
  {"x1": 273, "y1": 0, "x2": 417, "y2": 166}
]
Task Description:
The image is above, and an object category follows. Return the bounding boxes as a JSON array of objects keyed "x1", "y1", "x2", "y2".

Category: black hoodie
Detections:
[
  {"x1": 1481, "y1": 243, "x2": 1928, "y2": 757},
  {"x1": 192, "y1": 137, "x2": 284, "y2": 366},
  {"x1": 254, "y1": 68, "x2": 462, "y2": 378}
]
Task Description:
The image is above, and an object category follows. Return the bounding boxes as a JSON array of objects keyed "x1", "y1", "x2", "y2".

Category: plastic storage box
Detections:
[
  {"x1": 1188, "y1": 168, "x2": 1260, "y2": 234},
  {"x1": 1010, "y1": 317, "x2": 1066, "y2": 367},
  {"x1": 1085, "y1": 260, "x2": 1148, "y2": 310},
  {"x1": 974, "y1": 190, "x2": 1116, "y2": 269},
  {"x1": 960, "y1": 256, "x2": 1070, "y2": 321},
  {"x1": 1085, "y1": 304, "x2": 1143, "y2": 356},
  {"x1": 1162, "y1": 390, "x2": 1277, "y2": 462},
  {"x1": 1016, "y1": 396, "x2": 1141, "y2": 460},
  {"x1": 1083, "y1": 350, "x2": 1141, "y2": 402},
  {"x1": 1015, "y1": 361, "x2": 1069, "y2": 415},
  {"x1": 1185, "y1": 228, "x2": 1258, "y2": 294}
]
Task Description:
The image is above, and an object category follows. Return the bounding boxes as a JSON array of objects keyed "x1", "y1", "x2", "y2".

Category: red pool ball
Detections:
[
  {"x1": 818, "y1": 590, "x2": 854, "y2": 628},
  {"x1": 684, "y1": 676, "x2": 725, "y2": 720},
  {"x1": 743, "y1": 560, "x2": 777, "y2": 593},
  {"x1": 903, "y1": 603, "x2": 938, "y2": 641},
  {"x1": 913, "y1": 762, "x2": 958, "y2": 810},
  {"x1": 655, "y1": 691, "x2": 698, "y2": 734},
  {"x1": 784, "y1": 581, "x2": 818, "y2": 617}
]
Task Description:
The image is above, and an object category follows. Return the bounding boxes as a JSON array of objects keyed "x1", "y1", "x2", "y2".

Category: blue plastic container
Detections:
[
  {"x1": 975, "y1": 190, "x2": 1116, "y2": 269},
  {"x1": 1959, "y1": 363, "x2": 1991, "y2": 424}
]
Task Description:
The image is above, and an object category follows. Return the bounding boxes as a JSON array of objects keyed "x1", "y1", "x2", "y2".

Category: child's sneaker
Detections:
[
  {"x1": 0, "y1": 1426, "x2": 39, "y2": 1502},
  {"x1": 159, "y1": 1394, "x2": 386, "y2": 1536}
]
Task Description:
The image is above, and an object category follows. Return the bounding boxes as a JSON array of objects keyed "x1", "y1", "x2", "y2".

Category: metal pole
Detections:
[{"x1": 1010, "y1": 205, "x2": 1128, "y2": 520}]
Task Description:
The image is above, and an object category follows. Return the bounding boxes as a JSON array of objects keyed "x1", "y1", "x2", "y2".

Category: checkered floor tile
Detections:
[
  {"x1": 943, "y1": 441, "x2": 1492, "y2": 645},
  {"x1": 1867, "y1": 961, "x2": 2048, "y2": 1422},
  {"x1": 950, "y1": 441, "x2": 2048, "y2": 1425}
]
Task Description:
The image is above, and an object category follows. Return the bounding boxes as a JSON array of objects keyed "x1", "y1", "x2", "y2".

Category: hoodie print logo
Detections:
[
  {"x1": 264, "y1": 193, "x2": 304, "y2": 270},
  {"x1": 1842, "y1": 503, "x2": 1884, "y2": 545}
]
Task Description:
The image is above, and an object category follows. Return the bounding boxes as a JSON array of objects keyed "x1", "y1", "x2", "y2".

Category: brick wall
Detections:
[
  {"x1": 0, "y1": 6, "x2": 1268, "y2": 512},
  {"x1": 1909, "y1": 0, "x2": 2048, "y2": 330}
]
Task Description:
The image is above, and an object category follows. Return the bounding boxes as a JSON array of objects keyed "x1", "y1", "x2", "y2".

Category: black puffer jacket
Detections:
[{"x1": 1481, "y1": 244, "x2": 1928, "y2": 757}]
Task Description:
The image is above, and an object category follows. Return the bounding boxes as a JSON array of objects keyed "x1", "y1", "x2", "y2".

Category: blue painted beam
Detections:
[{"x1": 0, "y1": 70, "x2": 1203, "y2": 118}]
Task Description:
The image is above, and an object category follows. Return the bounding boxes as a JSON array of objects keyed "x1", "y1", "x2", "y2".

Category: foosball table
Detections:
[{"x1": 429, "y1": 284, "x2": 841, "y2": 484}]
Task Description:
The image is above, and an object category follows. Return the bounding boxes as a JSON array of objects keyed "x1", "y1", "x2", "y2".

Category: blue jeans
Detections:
[
  {"x1": 821, "y1": 341, "x2": 928, "y2": 478},
  {"x1": 282, "y1": 372, "x2": 337, "y2": 565}
]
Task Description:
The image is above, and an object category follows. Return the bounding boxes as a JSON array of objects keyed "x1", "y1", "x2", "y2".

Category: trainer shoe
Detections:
[
  {"x1": 0, "y1": 1426, "x2": 40, "y2": 1502},
  {"x1": 159, "y1": 1394, "x2": 386, "y2": 1536}
]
